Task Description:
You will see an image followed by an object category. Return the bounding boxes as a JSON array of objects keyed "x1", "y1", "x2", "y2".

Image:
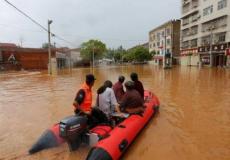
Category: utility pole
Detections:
[
  {"x1": 209, "y1": 25, "x2": 214, "y2": 67},
  {"x1": 163, "y1": 27, "x2": 167, "y2": 69},
  {"x1": 92, "y1": 43, "x2": 95, "y2": 68},
  {"x1": 48, "y1": 20, "x2": 52, "y2": 75}
]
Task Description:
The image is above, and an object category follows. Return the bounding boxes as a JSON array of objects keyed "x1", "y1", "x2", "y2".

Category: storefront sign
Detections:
[
  {"x1": 180, "y1": 48, "x2": 198, "y2": 56},
  {"x1": 154, "y1": 55, "x2": 163, "y2": 60},
  {"x1": 198, "y1": 43, "x2": 228, "y2": 53}
]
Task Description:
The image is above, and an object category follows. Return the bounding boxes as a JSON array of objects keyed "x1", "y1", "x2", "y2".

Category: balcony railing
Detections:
[{"x1": 182, "y1": 1, "x2": 199, "y2": 15}]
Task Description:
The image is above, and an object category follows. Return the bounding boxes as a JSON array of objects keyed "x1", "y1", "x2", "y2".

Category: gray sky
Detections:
[{"x1": 0, "y1": 0, "x2": 180, "y2": 49}]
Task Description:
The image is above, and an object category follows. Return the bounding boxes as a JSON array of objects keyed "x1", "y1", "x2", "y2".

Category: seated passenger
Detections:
[
  {"x1": 120, "y1": 81, "x2": 145, "y2": 114},
  {"x1": 130, "y1": 72, "x2": 144, "y2": 100},
  {"x1": 96, "y1": 80, "x2": 120, "y2": 120},
  {"x1": 113, "y1": 75, "x2": 125, "y2": 103}
]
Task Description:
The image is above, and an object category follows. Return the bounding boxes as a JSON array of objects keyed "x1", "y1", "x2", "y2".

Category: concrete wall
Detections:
[
  {"x1": 180, "y1": 55, "x2": 199, "y2": 66},
  {"x1": 191, "y1": 55, "x2": 199, "y2": 66},
  {"x1": 180, "y1": 56, "x2": 190, "y2": 66}
]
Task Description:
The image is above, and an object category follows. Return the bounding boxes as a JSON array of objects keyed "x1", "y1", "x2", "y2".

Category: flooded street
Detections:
[{"x1": 0, "y1": 65, "x2": 229, "y2": 160}]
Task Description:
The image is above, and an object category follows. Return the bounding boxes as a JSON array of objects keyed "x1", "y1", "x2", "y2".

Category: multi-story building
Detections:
[
  {"x1": 149, "y1": 20, "x2": 181, "y2": 66},
  {"x1": 180, "y1": 0, "x2": 230, "y2": 67}
]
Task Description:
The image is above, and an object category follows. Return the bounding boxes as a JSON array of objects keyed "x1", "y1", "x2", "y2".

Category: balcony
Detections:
[
  {"x1": 182, "y1": 0, "x2": 199, "y2": 16},
  {"x1": 183, "y1": 0, "x2": 190, "y2": 6},
  {"x1": 191, "y1": 39, "x2": 198, "y2": 48},
  {"x1": 182, "y1": 20, "x2": 190, "y2": 26},
  {"x1": 191, "y1": 0, "x2": 198, "y2": 9},
  {"x1": 202, "y1": 16, "x2": 228, "y2": 33}
]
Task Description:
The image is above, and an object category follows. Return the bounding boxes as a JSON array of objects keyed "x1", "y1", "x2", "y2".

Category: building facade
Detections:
[
  {"x1": 181, "y1": 0, "x2": 230, "y2": 67},
  {"x1": 149, "y1": 20, "x2": 181, "y2": 66},
  {"x1": 0, "y1": 43, "x2": 56, "y2": 70}
]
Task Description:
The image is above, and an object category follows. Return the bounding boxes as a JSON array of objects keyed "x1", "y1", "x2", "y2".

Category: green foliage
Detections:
[
  {"x1": 125, "y1": 46, "x2": 152, "y2": 62},
  {"x1": 80, "y1": 39, "x2": 106, "y2": 61},
  {"x1": 150, "y1": 50, "x2": 157, "y2": 56},
  {"x1": 104, "y1": 46, "x2": 127, "y2": 62}
]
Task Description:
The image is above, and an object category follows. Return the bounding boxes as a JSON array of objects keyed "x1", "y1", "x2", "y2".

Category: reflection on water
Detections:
[{"x1": 0, "y1": 65, "x2": 229, "y2": 160}]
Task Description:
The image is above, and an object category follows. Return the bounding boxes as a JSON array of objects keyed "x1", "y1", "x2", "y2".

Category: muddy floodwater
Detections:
[{"x1": 0, "y1": 65, "x2": 229, "y2": 160}]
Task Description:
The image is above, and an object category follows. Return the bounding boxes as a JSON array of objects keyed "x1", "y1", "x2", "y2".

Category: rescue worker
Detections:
[{"x1": 73, "y1": 74, "x2": 96, "y2": 115}]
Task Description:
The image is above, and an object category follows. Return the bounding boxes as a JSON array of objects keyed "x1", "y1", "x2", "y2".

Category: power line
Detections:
[
  {"x1": 3, "y1": 0, "x2": 148, "y2": 47},
  {"x1": 3, "y1": 0, "x2": 77, "y2": 47},
  {"x1": 4, "y1": 0, "x2": 48, "y2": 32}
]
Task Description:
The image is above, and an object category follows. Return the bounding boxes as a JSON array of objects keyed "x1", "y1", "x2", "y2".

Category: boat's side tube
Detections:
[{"x1": 87, "y1": 93, "x2": 156, "y2": 160}]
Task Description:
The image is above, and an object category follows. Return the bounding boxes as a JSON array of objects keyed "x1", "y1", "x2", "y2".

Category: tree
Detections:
[
  {"x1": 105, "y1": 48, "x2": 115, "y2": 59},
  {"x1": 114, "y1": 46, "x2": 126, "y2": 62},
  {"x1": 126, "y1": 46, "x2": 152, "y2": 62},
  {"x1": 104, "y1": 46, "x2": 126, "y2": 62},
  {"x1": 80, "y1": 40, "x2": 106, "y2": 62},
  {"x1": 150, "y1": 50, "x2": 157, "y2": 57}
]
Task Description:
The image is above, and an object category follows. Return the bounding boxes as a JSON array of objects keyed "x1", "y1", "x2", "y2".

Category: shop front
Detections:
[
  {"x1": 180, "y1": 48, "x2": 199, "y2": 66},
  {"x1": 198, "y1": 43, "x2": 229, "y2": 67},
  {"x1": 226, "y1": 48, "x2": 230, "y2": 67},
  {"x1": 152, "y1": 55, "x2": 163, "y2": 66}
]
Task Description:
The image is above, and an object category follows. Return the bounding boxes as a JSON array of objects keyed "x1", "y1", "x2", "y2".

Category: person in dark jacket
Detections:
[
  {"x1": 130, "y1": 72, "x2": 144, "y2": 99},
  {"x1": 119, "y1": 81, "x2": 145, "y2": 114},
  {"x1": 112, "y1": 75, "x2": 125, "y2": 103}
]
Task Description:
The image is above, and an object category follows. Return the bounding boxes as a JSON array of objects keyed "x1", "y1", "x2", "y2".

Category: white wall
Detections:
[
  {"x1": 180, "y1": 56, "x2": 191, "y2": 66},
  {"x1": 191, "y1": 55, "x2": 199, "y2": 66}
]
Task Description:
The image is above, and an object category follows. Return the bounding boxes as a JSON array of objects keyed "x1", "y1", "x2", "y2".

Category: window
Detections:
[
  {"x1": 203, "y1": 5, "x2": 213, "y2": 16},
  {"x1": 167, "y1": 39, "x2": 171, "y2": 45},
  {"x1": 218, "y1": 33, "x2": 226, "y2": 42},
  {"x1": 166, "y1": 49, "x2": 170, "y2": 54},
  {"x1": 218, "y1": 0, "x2": 227, "y2": 10},
  {"x1": 157, "y1": 42, "x2": 160, "y2": 47},
  {"x1": 166, "y1": 28, "x2": 171, "y2": 36},
  {"x1": 157, "y1": 33, "x2": 161, "y2": 40},
  {"x1": 191, "y1": 39, "x2": 198, "y2": 47}
]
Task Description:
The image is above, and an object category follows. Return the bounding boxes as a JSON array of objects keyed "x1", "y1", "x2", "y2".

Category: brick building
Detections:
[{"x1": 0, "y1": 43, "x2": 55, "y2": 70}]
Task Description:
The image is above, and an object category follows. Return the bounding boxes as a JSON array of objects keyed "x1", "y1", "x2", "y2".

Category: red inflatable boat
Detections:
[{"x1": 29, "y1": 90, "x2": 160, "y2": 160}]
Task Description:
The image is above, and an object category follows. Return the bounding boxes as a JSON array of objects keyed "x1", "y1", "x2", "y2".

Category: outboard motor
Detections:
[{"x1": 59, "y1": 115, "x2": 87, "y2": 151}]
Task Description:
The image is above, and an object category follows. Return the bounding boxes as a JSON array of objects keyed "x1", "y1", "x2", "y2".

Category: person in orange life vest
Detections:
[{"x1": 73, "y1": 74, "x2": 96, "y2": 115}]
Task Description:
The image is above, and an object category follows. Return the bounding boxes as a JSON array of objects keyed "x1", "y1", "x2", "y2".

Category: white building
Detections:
[{"x1": 181, "y1": 0, "x2": 230, "y2": 67}]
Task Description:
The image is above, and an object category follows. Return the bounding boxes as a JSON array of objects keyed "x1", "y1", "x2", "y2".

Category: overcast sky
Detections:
[{"x1": 0, "y1": 0, "x2": 180, "y2": 49}]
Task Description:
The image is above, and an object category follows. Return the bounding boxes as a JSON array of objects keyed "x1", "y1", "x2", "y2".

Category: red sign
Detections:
[
  {"x1": 181, "y1": 48, "x2": 198, "y2": 56},
  {"x1": 154, "y1": 55, "x2": 163, "y2": 60},
  {"x1": 225, "y1": 48, "x2": 230, "y2": 56}
]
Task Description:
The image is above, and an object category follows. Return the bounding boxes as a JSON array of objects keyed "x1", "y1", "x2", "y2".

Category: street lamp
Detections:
[{"x1": 48, "y1": 20, "x2": 52, "y2": 75}]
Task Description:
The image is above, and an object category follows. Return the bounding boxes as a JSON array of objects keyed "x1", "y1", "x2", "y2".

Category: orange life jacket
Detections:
[{"x1": 78, "y1": 82, "x2": 92, "y2": 112}]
